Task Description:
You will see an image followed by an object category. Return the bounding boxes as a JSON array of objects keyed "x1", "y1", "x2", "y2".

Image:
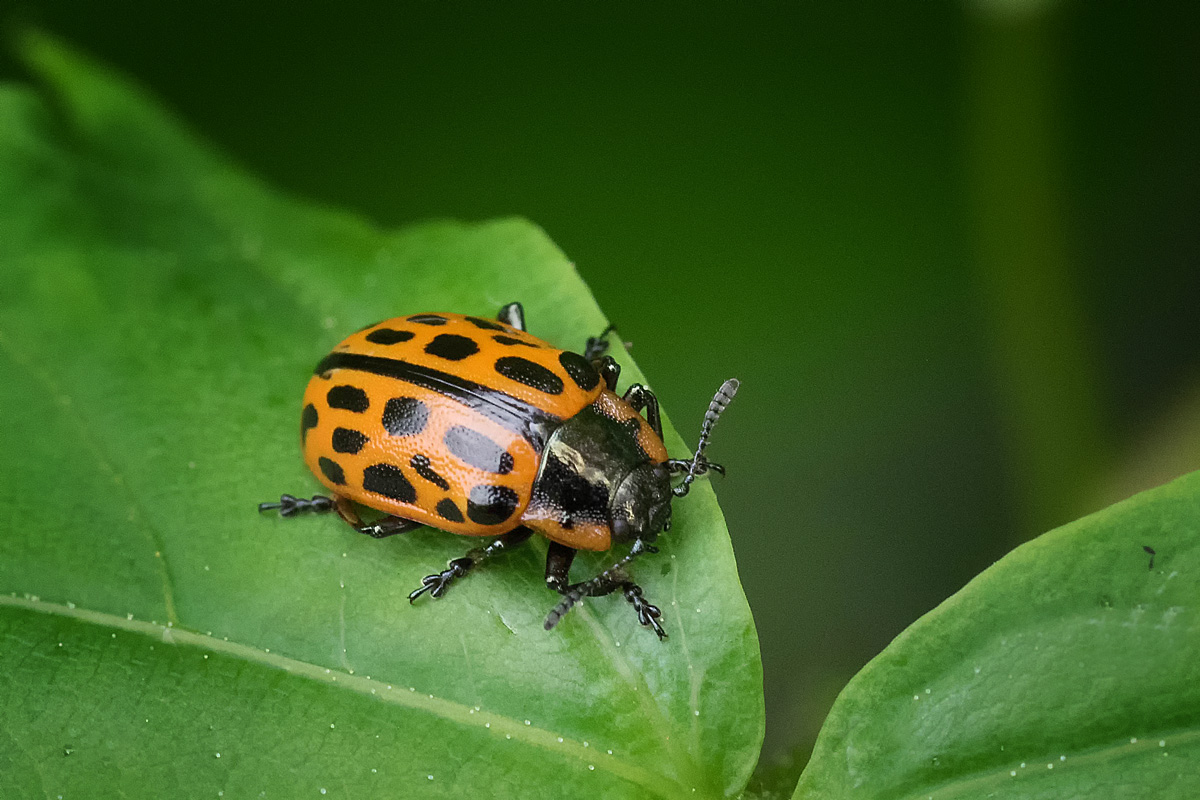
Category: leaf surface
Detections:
[
  {"x1": 794, "y1": 471, "x2": 1200, "y2": 799},
  {"x1": 0, "y1": 34, "x2": 762, "y2": 799}
]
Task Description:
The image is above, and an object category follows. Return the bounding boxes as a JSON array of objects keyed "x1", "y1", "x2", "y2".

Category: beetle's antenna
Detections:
[{"x1": 671, "y1": 378, "x2": 739, "y2": 497}]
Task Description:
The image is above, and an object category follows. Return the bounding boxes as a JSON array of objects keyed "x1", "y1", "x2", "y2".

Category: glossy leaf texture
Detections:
[
  {"x1": 794, "y1": 470, "x2": 1200, "y2": 799},
  {"x1": 0, "y1": 34, "x2": 763, "y2": 799}
]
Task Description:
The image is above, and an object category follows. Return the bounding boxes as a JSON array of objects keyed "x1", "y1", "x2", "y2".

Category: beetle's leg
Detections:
[
  {"x1": 618, "y1": 582, "x2": 667, "y2": 639},
  {"x1": 622, "y1": 384, "x2": 663, "y2": 438},
  {"x1": 583, "y1": 324, "x2": 617, "y2": 361},
  {"x1": 333, "y1": 495, "x2": 421, "y2": 539},
  {"x1": 544, "y1": 541, "x2": 578, "y2": 594},
  {"x1": 498, "y1": 302, "x2": 526, "y2": 331},
  {"x1": 257, "y1": 493, "x2": 335, "y2": 517},
  {"x1": 257, "y1": 493, "x2": 415, "y2": 537},
  {"x1": 353, "y1": 517, "x2": 422, "y2": 539},
  {"x1": 594, "y1": 355, "x2": 621, "y2": 392},
  {"x1": 409, "y1": 527, "x2": 535, "y2": 602},
  {"x1": 543, "y1": 538, "x2": 666, "y2": 638}
]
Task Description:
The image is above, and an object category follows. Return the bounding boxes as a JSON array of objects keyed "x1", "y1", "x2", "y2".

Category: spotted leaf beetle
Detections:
[{"x1": 260, "y1": 302, "x2": 738, "y2": 638}]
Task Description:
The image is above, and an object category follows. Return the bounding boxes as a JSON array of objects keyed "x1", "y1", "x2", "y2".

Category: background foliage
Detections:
[{"x1": 2, "y1": 0, "x2": 1198, "y2": 776}]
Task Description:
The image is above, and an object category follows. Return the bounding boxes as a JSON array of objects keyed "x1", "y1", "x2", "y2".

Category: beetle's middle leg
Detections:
[{"x1": 409, "y1": 527, "x2": 535, "y2": 602}]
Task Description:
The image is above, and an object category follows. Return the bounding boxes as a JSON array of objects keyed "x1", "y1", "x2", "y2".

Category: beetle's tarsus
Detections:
[
  {"x1": 583, "y1": 324, "x2": 618, "y2": 361},
  {"x1": 409, "y1": 529, "x2": 534, "y2": 603},
  {"x1": 409, "y1": 557, "x2": 475, "y2": 602},
  {"x1": 257, "y1": 494, "x2": 334, "y2": 517},
  {"x1": 623, "y1": 583, "x2": 666, "y2": 640}
]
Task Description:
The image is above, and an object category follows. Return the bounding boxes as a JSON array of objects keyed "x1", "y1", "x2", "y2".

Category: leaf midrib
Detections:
[{"x1": 1, "y1": 594, "x2": 689, "y2": 799}]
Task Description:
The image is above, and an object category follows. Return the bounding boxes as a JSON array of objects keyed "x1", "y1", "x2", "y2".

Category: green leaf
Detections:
[
  {"x1": 794, "y1": 470, "x2": 1200, "y2": 799},
  {"x1": 0, "y1": 33, "x2": 762, "y2": 799}
]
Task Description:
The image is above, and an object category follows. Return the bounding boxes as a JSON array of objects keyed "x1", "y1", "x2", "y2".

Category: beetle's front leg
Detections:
[
  {"x1": 544, "y1": 541, "x2": 578, "y2": 594},
  {"x1": 543, "y1": 538, "x2": 666, "y2": 638}
]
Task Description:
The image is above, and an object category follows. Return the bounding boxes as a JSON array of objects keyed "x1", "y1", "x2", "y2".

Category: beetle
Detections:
[{"x1": 259, "y1": 302, "x2": 737, "y2": 638}]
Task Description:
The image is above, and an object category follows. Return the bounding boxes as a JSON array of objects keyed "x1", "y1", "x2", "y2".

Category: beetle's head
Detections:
[{"x1": 610, "y1": 461, "x2": 673, "y2": 543}]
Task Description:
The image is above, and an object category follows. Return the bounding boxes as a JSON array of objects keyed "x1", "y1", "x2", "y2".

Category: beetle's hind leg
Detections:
[
  {"x1": 409, "y1": 527, "x2": 535, "y2": 602},
  {"x1": 258, "y1": 493, "x2": 335, "y2": 517},
  {"x1": 259, "y1": 493, "x2": 419, "y2": 538},
  {"x1": 330, "y1": 495, "x2": 422, "y2": 539}
]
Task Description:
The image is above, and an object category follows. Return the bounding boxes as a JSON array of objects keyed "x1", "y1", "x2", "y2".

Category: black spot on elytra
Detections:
[
  {"x1": 436, "y1": 498, "x2": 465, "y2": 523},
  {"x1": 332, "y1": 427, "x2": 368, "y2": 454},
  {"x1": 410, "y1": 454, "x2": 450, "y2": 489},
  {"x1": 466, "y1": 316, "x2": 506, "y2": 331},
  {"x1": 408, "y1": 314, "x2": 448, "y2": 326},
  {"x1": 327, "y1": 385, "x2": 369, "y2": 413},
  {"x1": 559, "y1": 351, "x2": 600, "y2": 392},
  {"x1": 494, "y1": 356, "x2": 564, "y2": 395},
  {"x1": 365, "y1": 328, "x2": 415, "y2": 345},
  {"x1": 318, "y1": 457, "x2": 346, "y2": 485},
  {"x1": 444, "y1": 426, "x2": 514, "y2": 474},
  {"x1": 467, "y1": 485, "x2": 520, "y2": 525},
  {"x1": 301, "y1": 403, "x2": 319, "y2": 443},
  {"x1": 424, "y1": 333, "x2": 480, "y2": 361},
  {"x1": 363, "y1": 463, "x2": 416, "y2": 503},
  {"x1": 382, "y1": 397, "x2": 429, "y2": 437},
  {"x1": 492, "y1": 334, "x2": 538, "y2": 348}
]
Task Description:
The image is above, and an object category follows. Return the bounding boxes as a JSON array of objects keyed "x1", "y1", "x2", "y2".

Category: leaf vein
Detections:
[{"x1": 0, "y1": 594, "x2": 686, "y2": 799}]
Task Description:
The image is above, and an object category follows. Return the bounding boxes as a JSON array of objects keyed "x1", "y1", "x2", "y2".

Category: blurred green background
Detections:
[{"x1": 3, "y1": 0, "x2": 1196, "y2": 767}]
